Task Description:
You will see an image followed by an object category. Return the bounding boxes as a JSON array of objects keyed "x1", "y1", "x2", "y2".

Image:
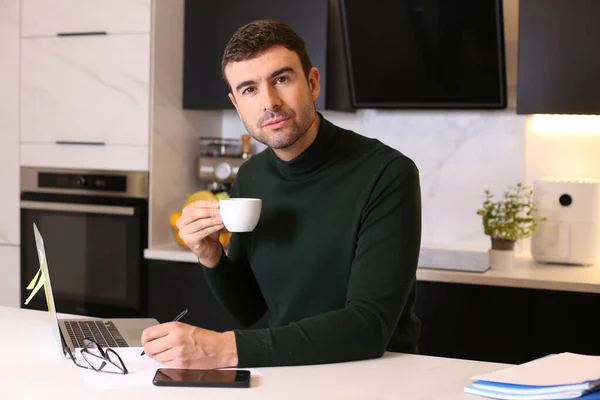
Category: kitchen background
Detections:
[
  {"x1": 2, "y1": 0, "x2": 600, "y2": 311},
  {"x1": 152, "y1": 0, "x2": 600, "y2": 254}
]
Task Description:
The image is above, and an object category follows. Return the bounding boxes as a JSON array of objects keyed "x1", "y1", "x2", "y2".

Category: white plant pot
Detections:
[{"x1": 488, "y1": 249, "x2": 515, "y2": 270}]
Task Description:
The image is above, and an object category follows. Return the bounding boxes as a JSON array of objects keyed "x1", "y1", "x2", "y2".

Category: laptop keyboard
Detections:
[{"x1": 63, "y1": 320, "x2": 129, "y2": 348}]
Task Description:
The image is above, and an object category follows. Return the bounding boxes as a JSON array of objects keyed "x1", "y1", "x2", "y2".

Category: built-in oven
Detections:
[{"x1": 20, "y1": 167, "x2": 149, "y2": 318}]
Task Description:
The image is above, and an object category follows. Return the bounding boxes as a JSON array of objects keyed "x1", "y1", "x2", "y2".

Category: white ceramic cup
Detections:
[{"x1": 219, "y1": 198, "x2": 262, "y2": 232}]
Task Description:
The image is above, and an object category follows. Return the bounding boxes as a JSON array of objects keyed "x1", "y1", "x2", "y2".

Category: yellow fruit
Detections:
[
  {"x1": 219, "y1": 231, "x2": 232, "y2": 247},
  {"x1": 215, "y1": 191, "x2": 230, "y2": 200},
  {"x1": 169, "y1": 211, "x2": 182, "y2": 228},
  {"x1": 172, "y1": 190, "x2": 220, "y2": 248},
  {"x1": 184, "y1": 190, "x2": 217, "y2": 207},
  {"x1": 172, "y1": 229, "x2": 186, "y2": 247},
  {"x1": 168, "y1": 211, "x2": 186, "y2": 247}
]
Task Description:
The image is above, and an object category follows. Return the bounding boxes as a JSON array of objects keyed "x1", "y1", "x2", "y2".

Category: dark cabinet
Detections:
[
  {"x1": 416, "y1": 281, "x2": 600, "y2": 364},
  {"x1": 147, "y1": 259, "x2": 266, "y2": 332},
  {"x1": 183, "y1": 0, "x2": 336, "y2": 111},
  {"x1": 416, "y1": 281, "x2": 535, "y2": 364},
  {"x1": 517, "y1": 0, "x2": 600, "y2": 115},
  {"x1": 146, "y1": 261, "x2": 600, "y2": 362}
]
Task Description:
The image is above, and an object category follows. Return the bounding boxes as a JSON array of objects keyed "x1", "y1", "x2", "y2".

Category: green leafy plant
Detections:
[{"x1": 476, "y1": 183, "x2": 545, "y2": 250}]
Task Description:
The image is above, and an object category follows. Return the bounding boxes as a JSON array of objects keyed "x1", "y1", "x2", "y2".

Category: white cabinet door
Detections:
[
  {"x1": 0, "y1": 0, "x2": 20, "y2": 246},
  {"x1": 20, "y1": 143, "x2": 149, "y2": 171},
  {"x1": 21, "y1": 34, "x2": 150, "y2": 146},
  {"x1": 21, "y1": 0, "x2": 151, "y2": 37},
  {"x1": 0, "y1": 245, "x2": 20, "y2": 308}
]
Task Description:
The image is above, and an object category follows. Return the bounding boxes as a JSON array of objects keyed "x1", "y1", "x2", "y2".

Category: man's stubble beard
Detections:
[{"x1": 242, "y1": 101, "x2": 317, "y2": 150}]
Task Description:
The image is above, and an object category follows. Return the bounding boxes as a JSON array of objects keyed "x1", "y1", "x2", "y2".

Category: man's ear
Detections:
[
  {"x1": 308, "y1": 67, "x2": 321, "y2": 102},
  {"x1": 228, "y1": 93, "x2": 241, "y2": 116}
]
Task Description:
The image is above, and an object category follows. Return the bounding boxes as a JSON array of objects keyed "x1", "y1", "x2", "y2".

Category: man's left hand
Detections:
[{"x1": 141, "y1": 322, "x2": 238, "y2": 369}]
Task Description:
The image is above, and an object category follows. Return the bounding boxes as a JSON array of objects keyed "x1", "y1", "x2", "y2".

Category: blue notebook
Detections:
[
  {"x1": 465, "y1": 353, "x2": 600, "y2": 400},
  {"x1": 464, "y1": 385, "x2": 600, "y2": 400},
  {"x1": 471, "y1": 380, "x2": 600, "y2": 395}
]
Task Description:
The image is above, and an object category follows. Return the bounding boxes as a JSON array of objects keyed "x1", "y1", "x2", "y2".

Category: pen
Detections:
[{"x1": 140, "y1": 309, "x2": 189, "y2": 356}]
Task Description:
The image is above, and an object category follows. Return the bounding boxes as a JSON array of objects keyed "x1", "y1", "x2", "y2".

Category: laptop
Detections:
[{"x1": 32, "y1": 223, "x2": 158, "y2": 356}]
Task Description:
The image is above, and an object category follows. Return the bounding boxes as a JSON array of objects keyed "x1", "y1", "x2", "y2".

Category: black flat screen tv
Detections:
[{"x1": 340, "y1": 0, "x2": 507, "y2": 109}]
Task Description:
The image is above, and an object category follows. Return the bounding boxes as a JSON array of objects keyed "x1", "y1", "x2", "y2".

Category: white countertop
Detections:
[
  {"x1": 144, "y1": 244, "x2": 600, "y2": 294},
  {"x1": 1, "y1": 306, "x2": 508, "y2": 399},
  {"x1": 417, "y1": 258, "x2": 600, "y2": 294},
  {"x1": 145, "y1": 242, "x2": 199, "y2": 263}
]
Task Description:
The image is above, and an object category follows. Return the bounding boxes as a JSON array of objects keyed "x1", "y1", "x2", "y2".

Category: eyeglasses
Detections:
[{"x1": 66, "y1": 338, "x2": 128, "y2": 375}]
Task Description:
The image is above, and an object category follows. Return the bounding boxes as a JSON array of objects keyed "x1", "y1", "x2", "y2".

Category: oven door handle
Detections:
[{"x1": 20, "y1": 201, "x2": 135, "y2": 216}]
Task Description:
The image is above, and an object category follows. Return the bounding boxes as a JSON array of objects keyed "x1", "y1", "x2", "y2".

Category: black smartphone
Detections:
[{"x1": 152, "y1": 368, "x2": 251, "y2": 388}]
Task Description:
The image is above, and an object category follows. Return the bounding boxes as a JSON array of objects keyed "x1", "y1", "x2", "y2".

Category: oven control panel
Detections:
[
  {"x1": 39, "y1": 172, "x2": 126, "y2": 192},
  {"x1": 21, "y1": 167, "x2": 148, "y2": 199}
]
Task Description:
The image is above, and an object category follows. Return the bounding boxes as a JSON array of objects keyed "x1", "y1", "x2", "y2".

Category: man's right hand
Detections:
[{"x1": 176, "y1": 200, "x2": 224, "y2": 268}]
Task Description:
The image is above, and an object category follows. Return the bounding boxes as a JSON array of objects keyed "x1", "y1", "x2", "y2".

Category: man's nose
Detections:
[{"x1": 262, "y1": 85, "x2": 282, "y2": 112}]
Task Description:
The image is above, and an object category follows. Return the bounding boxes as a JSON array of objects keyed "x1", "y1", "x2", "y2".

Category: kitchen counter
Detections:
[
  {"x1": 144, "y1": 245, "x2": 600, "y2": 294},
  {"x1": 417, "y1": 256, "x2": 600, "y2": 294},
  {"x1": 145, "y1": 242, "x2": 199, "y2": 263}
]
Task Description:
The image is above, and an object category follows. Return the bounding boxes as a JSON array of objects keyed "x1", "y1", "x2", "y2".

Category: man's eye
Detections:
[
  {"x1": 276, "y1": 76, "x2": 288, "y2": 84},
  {"x1": 243, "y1": 87, "x2": 256, "y2": 95}
]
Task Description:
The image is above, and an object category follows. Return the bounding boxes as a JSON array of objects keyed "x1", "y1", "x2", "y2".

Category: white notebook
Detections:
[{"x1": 472, "y1": 353, "x2": 600, "y2": 387}]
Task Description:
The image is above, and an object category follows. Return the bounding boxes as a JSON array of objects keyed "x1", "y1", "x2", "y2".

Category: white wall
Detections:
[
  {"x1": 0, "y1": 0, "x2": 21, "y2": 307},
  {"x1": 223, "y1": 110, "x2": 526, "y2": 250},
  {"x1": 149, "y1": 0, "x2": 222, "y2": 248},
  {"x1": 0, "y1": 0, "x2": 20, "y2": 245},
  {"x1": 525, "y1": 115, "x2": 600, "y2": 183}
]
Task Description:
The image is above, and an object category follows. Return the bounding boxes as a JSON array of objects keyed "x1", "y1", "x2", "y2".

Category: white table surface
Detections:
[{"x1": 0, "y1": 306, "x2": 508, "y2": 399}]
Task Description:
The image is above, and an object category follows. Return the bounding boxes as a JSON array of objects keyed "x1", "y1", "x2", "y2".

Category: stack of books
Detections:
[{"x1": 465, "y1": 353, "x2": 600, "y2": 399}]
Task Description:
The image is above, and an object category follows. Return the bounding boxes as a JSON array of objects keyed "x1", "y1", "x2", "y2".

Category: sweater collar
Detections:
[{"x1": 268, "y1": 113, "x2": 337, "y2": 178}]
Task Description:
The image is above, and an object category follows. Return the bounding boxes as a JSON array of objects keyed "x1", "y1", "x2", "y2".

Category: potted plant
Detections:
[{"x1": 477, "y1": 183, "x2": 545, "y2": 269}]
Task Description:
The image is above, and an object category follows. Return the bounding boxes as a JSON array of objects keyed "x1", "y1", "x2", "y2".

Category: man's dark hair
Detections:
[{"x1": 221, "y1": 20, "x2": 313, "y2": 87}]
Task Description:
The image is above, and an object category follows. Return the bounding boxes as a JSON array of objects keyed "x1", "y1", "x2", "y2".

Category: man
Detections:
[{"x1": 141, "y1": 20, "x2": 422, "y2": 369}]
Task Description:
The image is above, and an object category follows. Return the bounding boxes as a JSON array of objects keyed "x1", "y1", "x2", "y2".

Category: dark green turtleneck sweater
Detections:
[{"x1": 203, "y1": 114, "x2": 422, "y2": 367}]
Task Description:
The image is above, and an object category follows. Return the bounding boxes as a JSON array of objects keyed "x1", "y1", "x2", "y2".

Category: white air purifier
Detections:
[{"x1": 531, "y1": 178, "x2": 600, "y2": 265}]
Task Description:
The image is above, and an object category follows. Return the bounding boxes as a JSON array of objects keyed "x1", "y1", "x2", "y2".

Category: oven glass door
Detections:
[{"x1": 21, "y1": 194, "x2": 147, "y2": 317}]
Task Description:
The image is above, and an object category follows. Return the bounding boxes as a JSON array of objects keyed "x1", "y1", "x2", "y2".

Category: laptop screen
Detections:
[{"x1": 33, "y1": 223, "x2": 67, "y2": 356}]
